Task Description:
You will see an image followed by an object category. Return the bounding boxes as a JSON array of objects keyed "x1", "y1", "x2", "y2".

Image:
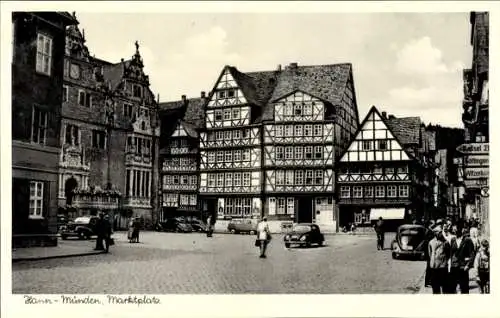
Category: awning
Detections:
[{"x1": 370, "y1": 208, "x2": 405, "y2": 220}]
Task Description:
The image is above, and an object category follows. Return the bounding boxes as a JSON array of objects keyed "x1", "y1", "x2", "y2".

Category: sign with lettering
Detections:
[
  {"x1": 456, "y1": 143, "x2": 489, "y2": 154},
  {"x1": 464, "y1": 178, "x2": 488, "y2": 188},
  {"x1": 464, "y1": 167, "x2": 489, "y2": 179},
  {"x1": 463, "y1": 155, "x2": 489, "y2": 167}
]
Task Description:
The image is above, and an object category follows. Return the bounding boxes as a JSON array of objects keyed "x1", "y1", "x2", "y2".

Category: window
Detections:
[
  {"x1": 29, "y1": 181, "x2": 44, "y2": 217},
  {"x1": 208, "y1": 152, "x2": 215, "y2": 163},
  {"x1": 287, "y1": 197, "x2": 294, "y2": 214},
  {"x1": 375, "y1": 185, "x2": 385, "y2": 198},
  {"x1": 242, "y1": 150, "x2": 250, "y2": 161},
  {"x1": 124, "y1": 103, "x2": 133, "y2": 117},
  {"x1": 385, "y1": 167, "x2": 395, "y2": 175},
  {"x1": 295, "y1": 146, "x2": 303, "y2": 160},
  {"x1": 180, "y1": 195, "x2": 189, "y2": 205},
  {"x1": 276, "y1": 147, "x2": 284, "y2": 160},
  {"x1": 233, "y1": 130, "x2": 240, "y2": 139},
  {"x1": 277, "y1": 198, "x2": 286, "y2": 214},
  {"x1": 305, "y1": 146, "x2": 313, "y2": 159},
  {"x1": 31, "y1": 106, "x2": 47, "y2": 144},
  {"x1": 275, "y1": 126, "x2": 283, "y2": 137},
  {"x1": 190, "y1": 175, "x2": 197, "y2": 185},
  {"x1": 340, "y1": 186, "x2": 350, "y2": 198},
  {"x1": 225, "y1": 173, "x2": 232, "y2": 187},
  {"x1": 92, "y1": 130, "x2": 106, "y2": 149},
  {"x1": 314, "y1": 146, "x2": 323, "y2": 159},
  {"x1": 216, "y1": 151, "x2": 224, "y2": 162},
  {"x1": 181, "y1": 175, "x2": 189, "y2": 185},
  {"x1": 378, "y1": 140, "x2": 388, "y2": 150},
  {"x1": 353, "y1": 186, "x2": 363, "y2": 198},
  {"x1": 305, "y1": 170, "x2": 313, "y2": 185},
  {"x1": 303, "y1": 103, "x2": 312, "y2": 116},
  {"x1": 173, "y1": 175, "x2": 179, "y2": 184},
  {"x1": 217, "y1": 174, "x2": 224, "y2": 187},
  {"x1": 234, "y1": 150, "x2": 241, "y2": 162},
  {"x1": 314, "y1": 125, "x2": 322, "y2": 136},
  {"x1": 398, "y1": 166, "x2": 408, "y2": 173},
  {"x1": 373, "y1": 165, "x2": 382, "y2": 174},
  {"x1": 228, "y1": 89, "x2": 235, "y2": 98},
  {"x1": 36, "y1": 33, "x2": 52, "y2": 75},
  {"x1": 304, "y1": 125, "x2": 312, "y2": 136},
  {"x1": 64, "y1": 124, "x2": 79, "y2": 146},
  {"x1": 133, "y1": 84, "x2": 142, "y2": 98},
  {"x1": 170, "y1": 139, "x2": 178, "y2": 148},
  {"x1": 225, "y1": 151, "x2": 232, "y2": 162},
  {"x1": 232, "y1": 108, "x2": 240, "y2": 119},
  {"x1": 218, "y1": 91, "x2": 226, "y2": 99},
  {"x1": 208, "y1": 174, "x2": 215, "y2": 187},
  {"x1": 295, "y1": 125, "x2": 303, "y2": 136},
  {"x1": 234, "y1": 173, "x2": 242, "y2": 186},
  {"x1": 189, "y1": 195, "x2": 197, "y2": 206},
  {"x1": 294, "y1": 103, "x2": 302, "y2": 116},
  {"x1": 285, "y1": 147, "x2": 293, "y2": 160},
  {"x1": 387, "y1": 185, "x2": 397, "y2": 197},
  {"x1": 243, "y1": 173, "x2": 251, "y2": 186},
  {"x1": 164, "y1": 193, "x2": 178, "y2": 205},
  {"x1": 224, "y1": 131, "x2": 231, "y2": 141},
  {"x1": 315, "y1": 170, "x2": 323, "y2": 185},
  {"x1": 276, "y1": 170, "x2": 285, "y2": 185},
  {"x1": 215, "y1": 110, "x2": 222, "y2": 121},
  {"x1": 295, "y1": 170, "x2": 303, "y2": 184},
  {"x1": 63, "y1": 85, "x2": 69, "y2": 102},
  {"x1": 365, "y1": 186, "x2": 374, "y2": 197},
  {"x1": 286, "y1": 171, "x2": 293, "y2": 185},
  {"x1": 284, "y1": 125, "x2": 293, "y2": 137},
  {"x1": 398, "y1": 185, "x2": 409, "y2": 197},
  {"x1": 362, "y1": 140, "x2": 372, "y2": 150},
  {"x1": 216, "y1": 131, "x2": 223, "y2": 140},
  {"x1": 221, "y1": 109, "x2": 230, "y2": 121},
  {"x1": 78, "y1": 90, "x2": 91, "y2": 107}
]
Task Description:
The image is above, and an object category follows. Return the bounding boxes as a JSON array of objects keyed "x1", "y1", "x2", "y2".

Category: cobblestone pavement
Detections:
[{"x1": 12, "y1": 231, "x2": 425, "y2": 294}]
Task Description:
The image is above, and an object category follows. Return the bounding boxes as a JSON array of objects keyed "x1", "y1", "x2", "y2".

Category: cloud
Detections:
[{"x1": 395, "y1": 36, "x2": 461, "y2": 76}]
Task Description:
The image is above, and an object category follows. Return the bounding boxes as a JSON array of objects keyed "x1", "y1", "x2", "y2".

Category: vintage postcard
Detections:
[{"x1": 1, "y1": 1, "x2": 498, "y2": 318}]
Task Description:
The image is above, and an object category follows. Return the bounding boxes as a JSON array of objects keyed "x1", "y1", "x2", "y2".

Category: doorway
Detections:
[
  {"x1": 64, "y1": 177, "x2": 78, "y2": 206},
  {"x1": 297, "y1": 197, "x2": 313, "y2": 223}
]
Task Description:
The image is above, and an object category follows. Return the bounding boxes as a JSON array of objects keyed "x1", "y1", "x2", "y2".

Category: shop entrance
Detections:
[{"x1": 297, "y1": 197, "x2": 313, "y2": 223}]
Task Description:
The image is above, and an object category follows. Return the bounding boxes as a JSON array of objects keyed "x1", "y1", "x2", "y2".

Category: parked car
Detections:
[
  {"x1": 227, "y1": 218, "x2": 258, "y2": 234},
  {"x1": 60, "y1": 216, "x2": 99, "y2": 240},
  {"x1": 284, "y1": 223, "x2": 325, "y2": 248},
  {"x1": 190, "y1": 218, "x2": 207, "y2": 232},
  {"x1": 156, "y1": 218, "x2": 193, "y2": 233},
  {"x1": 391, "y1": 224, "x2": 430, "y2": 260}
]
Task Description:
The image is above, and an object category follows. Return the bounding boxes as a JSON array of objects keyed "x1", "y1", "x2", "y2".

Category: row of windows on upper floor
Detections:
[
  {"x1": 63, "y1": 86, "x2": 151, "y2": 118},
  {"x1": 163, "y1": 193, "x2": 197, "y2": 206},
  {"x1": 207, "y1": 149, "x2": 252, "y2": 163},
  {"x1": 340, "y1": 165, "x2": 409, "y2": 174},
  {"x1": 163, "y1": 157, "x2": 197, "y2": 167},
  {"x1": 274, "y1": 146, "x2": 326, "y2": 160},
  {"x1": 270, "y1": 124, "x2": 326, "y2": 137},
  {"x1": 339, "y1": 185, "x2": 410, "y2": 199},
  {"x1": 163, "y1": 175, "x2": 198, "y2": 186},
  {"x1": 205, "y1": 129, "x2": 253, "y2": 142},
  {"x1": 273, "y1": 170, "x2": 329, "y2": 186},
  {"x1": 212, "y1": 108, "x2": 245, "y2": 121}
]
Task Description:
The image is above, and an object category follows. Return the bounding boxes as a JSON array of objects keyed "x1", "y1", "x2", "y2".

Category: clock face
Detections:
[{"x1": 70, "y1": 63, "x2": 80, "y2": 79}]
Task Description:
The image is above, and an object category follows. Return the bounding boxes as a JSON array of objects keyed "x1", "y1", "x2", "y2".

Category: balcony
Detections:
[
  {"x1": 72, "y1": 188, "x2": 121, "y2": 210},
  {"x1": 122, "y1": 197, "x2": 152, "y2": 208}
]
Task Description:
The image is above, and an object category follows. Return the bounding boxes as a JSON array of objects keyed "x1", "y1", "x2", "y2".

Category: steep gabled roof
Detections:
[
  {"x1": 385, "y1": 116, "x2": 422, "y2": 146},
  {"x1": 227, "y1": 67, "x2": 279, "y2": 107},
  {"x1": 270, "y1": 63, "x2": 352, "y2": 105}
]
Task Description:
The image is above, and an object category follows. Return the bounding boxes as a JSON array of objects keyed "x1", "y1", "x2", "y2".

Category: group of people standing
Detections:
[
  {"x1": 426, "y1": 218, "x2": 490, "y2": 294},
  {"x1": 94, "y1": 212, "x2": 113, "y2": 253}
]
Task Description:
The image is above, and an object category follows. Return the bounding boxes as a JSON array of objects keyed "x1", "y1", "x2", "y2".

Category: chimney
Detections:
[
  {"x1": 277, "y1": 64, "x2": 282, "y2": 71},
  {"x1": 381, "y1": 111, "x2": 387, "y2": 119},
  {"x1": 388, "y1": 114, "x2": 395, "y2": 119},
  {"x1": 201, "y1": 91, "x2": 206, "y2": 98},
  {"x1": 289, "y1": 62, "x2": 298, "y2": 69},
  {"x1": 181, "y1": 95, "x2": 187, "y2": 104}
]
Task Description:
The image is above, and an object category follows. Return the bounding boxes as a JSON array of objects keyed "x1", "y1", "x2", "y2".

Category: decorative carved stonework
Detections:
[
  {"x1": 65, "y1": 13, "x2": 90, "y2": 61},
  {"x1": 59, "y1": 144, "x2": 90, "y2": 171}
]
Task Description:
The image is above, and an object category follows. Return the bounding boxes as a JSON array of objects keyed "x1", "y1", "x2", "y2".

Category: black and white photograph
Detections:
[{"x1": 1, "y1": 1, "x2": 497, "y2": 317}]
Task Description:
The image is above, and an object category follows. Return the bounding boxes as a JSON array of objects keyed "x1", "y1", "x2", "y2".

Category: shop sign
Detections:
[{"x1": 456, "y1": 143, "x2": 489, "y2": 154}]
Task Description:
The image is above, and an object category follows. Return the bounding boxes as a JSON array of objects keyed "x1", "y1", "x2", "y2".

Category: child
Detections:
[{"x1": 474, "y1": 239, "x2": 490, "y2": 294}]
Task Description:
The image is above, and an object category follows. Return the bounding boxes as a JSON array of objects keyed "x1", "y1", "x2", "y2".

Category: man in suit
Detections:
[
  {"x1": 428, "y1": 224, "x2": 451, "y2": 294},
  {"x1": 447, "y1": 226, "x2": 475, "y2": 293}
]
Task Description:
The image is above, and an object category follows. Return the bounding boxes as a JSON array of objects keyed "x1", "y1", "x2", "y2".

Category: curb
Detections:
[{"x1": 12, "y1": 251, "x2": 105, "y2": 263}]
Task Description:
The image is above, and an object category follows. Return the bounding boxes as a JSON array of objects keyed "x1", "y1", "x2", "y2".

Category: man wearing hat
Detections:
[{"x1": 427, "y1": 224, "x2": 451, "y2": 294}]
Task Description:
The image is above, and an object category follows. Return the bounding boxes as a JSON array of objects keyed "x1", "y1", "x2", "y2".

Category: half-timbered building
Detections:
[
  {"x1": 159, "y1": 94, "x2": 205, "y2": 221},
  {"x1": 261, "y1": 63, "x2": 359, "y2": 231},
  {"x1": 58, "y1": 14, "x2": 160, "y2": 229},
  {"x1": 336, "y1": 106, "x2": 436, "y2": 230},
  {"x1": 199, "y1": 66, "x2": 278, "y2": 221}
]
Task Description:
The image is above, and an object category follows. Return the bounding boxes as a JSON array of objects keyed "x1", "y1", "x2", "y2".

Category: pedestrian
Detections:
[
  {"x1": 474, "y1": 239, "x2": 490, "y2": 294},
  {"x1": 256, "y1": 217, "x2": 271, "y2": 258},
  {"x1": 102, "y1": 214, "x2": 112, "y2": 253},
  {"x1": 373, "y1": 217, "x2": 385, "y2": 250},
  {"x1": 424, "y1": 222, "x2": 436, "y2": 287},
  {"x1": 428, "y1": 225, "x2": 451, "y2": 294},
  {"x1": 94, "y1": 212, "x2": 105, "y2": 251},
  {"x1": 132, "y1": 217, "x2": 141, "y2": 243},
  {"x1": 469, "y1": 219, "x2": 480, "y2": 252},
  {"x1": 447, "y1": 226, "x2": 475, "y2": 293},
  {"x1": 127, "y1": 217, "x2": 135, "y2": 243},
  {"x1": 206, "y1": 215, "x2": 213, "y2": 237}
]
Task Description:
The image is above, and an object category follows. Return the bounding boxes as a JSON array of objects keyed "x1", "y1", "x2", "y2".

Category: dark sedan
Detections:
[
  {"x1": 60, "y1": 216, "x2": 99, "y2": 240},
  {"x1": 391, "y1": 224, "x2": 430, "y2": 260},
  {"x1": 284, "y1": 223, "x2": 325, "y2": 248}
]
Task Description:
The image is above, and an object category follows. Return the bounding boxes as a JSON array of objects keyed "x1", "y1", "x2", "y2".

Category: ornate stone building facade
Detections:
[{"x1": 59, "y1": 14, "x2": 160, "y2": 228}]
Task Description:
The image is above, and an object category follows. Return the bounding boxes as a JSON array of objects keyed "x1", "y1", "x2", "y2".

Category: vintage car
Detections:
[
  {"x1": 391, "y1": 224, "x2": 430, "y2": 260},
  {"x1": 284, "y1": 223, "x2": 325, "y2": 248},
  {"x1": 227, "y1": 218, "x2": 258, "y2": 234},
  {"x1": 190, "y1": 218, "x2": 207, "y2": 232},
  {"x1": 60, "y1": 216, "x2": 100, "y2": 240},
  {"x1": 156, "y1": 218, "x2": 193, "y2": 233}
]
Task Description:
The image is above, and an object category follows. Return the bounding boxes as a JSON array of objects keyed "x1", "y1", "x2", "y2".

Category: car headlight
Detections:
[
  {"x1": 285, "y1": 235, "x2": 290, "y2": 240},
  {"x1": 300, "y1": 235, "x2": 307, "y2": 241}
]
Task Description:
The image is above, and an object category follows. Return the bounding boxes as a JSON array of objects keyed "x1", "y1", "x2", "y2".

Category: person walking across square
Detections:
[{"x1": 373, "y1": 217, "x2": 385, "y2": 250}]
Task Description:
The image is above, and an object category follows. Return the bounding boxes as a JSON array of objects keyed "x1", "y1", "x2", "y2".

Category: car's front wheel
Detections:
[
  {"x1": 318, "y1": 241, "x2": 324, "y2": 247},
  {"x1": 230, "y1": 229, "x2": 236, "y2": 234},
  {"x1": 392, "y1": 252, "x2": 398, "y2": 259},
  {"x1": 285, "y1": 243, "x2": 291, "y2": 248},
  {"x1": 249, "y1": 230, "x2": 255, "y2": 235}
]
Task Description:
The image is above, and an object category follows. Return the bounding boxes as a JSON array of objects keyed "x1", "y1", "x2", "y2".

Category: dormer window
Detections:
[
  {"x1": 227, "y1": 89, "x2": 235, "y2": 98},
  {"x1": 133, "y1": 84, "x2": 142, "y2": 98}
]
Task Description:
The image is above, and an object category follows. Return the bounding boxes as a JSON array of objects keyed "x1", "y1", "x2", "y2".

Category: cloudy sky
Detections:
[{"x1": 76, "y1": 12, "x2": 472, "y2": 127}]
